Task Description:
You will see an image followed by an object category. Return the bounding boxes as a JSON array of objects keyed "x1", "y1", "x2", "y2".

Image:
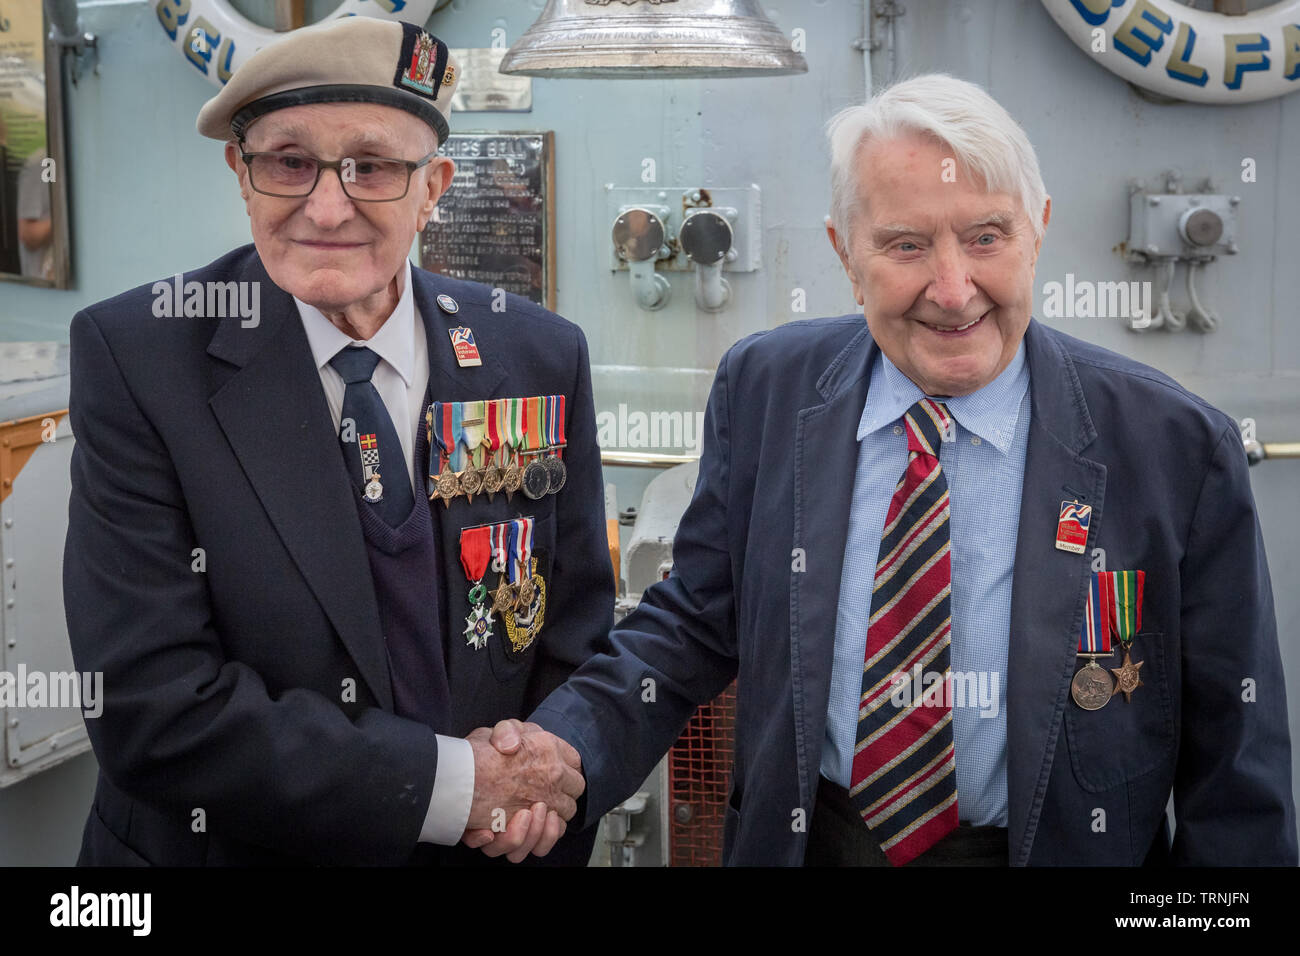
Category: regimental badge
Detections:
[
  {"x1": 1055, "y1": 500, "x2": 1092, "y2": 554},
  {"x1": 448, "y1": 326, "x2": 482, "y2": 368},
  {"x1": 398, "y1": 29, "x2": 440, "y2": 96}
]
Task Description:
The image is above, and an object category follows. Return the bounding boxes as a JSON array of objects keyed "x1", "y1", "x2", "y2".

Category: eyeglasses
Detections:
[{"x1": 239, "y1": 148, "x2": 440, "y2": 202}]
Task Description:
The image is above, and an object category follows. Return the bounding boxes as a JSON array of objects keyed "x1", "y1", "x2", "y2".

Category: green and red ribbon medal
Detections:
[
  {"x1": 1104, "y1": 570, "x2": 1145, "y2": 702},
  {"x1": 459, "y1": 525, "x2": 493, "y2": 650},
  {"x1": 1071, "y1": 572, "x2": 1115, "y2": 710}
]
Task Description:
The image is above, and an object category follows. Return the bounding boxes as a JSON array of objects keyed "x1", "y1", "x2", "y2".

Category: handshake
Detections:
[{"x1": 460, "y1": 719, "x2": 585, "y2": 863}]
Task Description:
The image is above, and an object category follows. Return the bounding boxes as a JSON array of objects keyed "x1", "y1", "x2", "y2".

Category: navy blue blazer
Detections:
[
  {"x1": 534, "y1": 315, "x2": 1298, "y2": 866},
  {"x1": 63, "y1": 244, "x2": 614, "y2": 865}
]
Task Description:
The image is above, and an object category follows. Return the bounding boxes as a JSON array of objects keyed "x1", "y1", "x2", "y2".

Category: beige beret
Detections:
[{"x1": 196, "y1": 17, "x2": 460, "y2": 143}]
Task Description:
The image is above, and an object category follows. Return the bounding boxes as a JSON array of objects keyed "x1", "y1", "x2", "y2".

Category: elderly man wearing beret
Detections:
[{"x1": 63, "y1": 17, "x2": 608, "y2": 866}]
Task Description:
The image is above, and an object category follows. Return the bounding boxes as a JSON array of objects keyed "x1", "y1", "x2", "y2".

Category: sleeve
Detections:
[
  {"x1": 1169, "y1": 424, "x2": 1298, "y2": 864},
  {"x1": 63, "y1": 308, "x2": 441, "y2": 865},
  {"x1": 531, "y1": 346, "x2": 741, "y2": 827}
]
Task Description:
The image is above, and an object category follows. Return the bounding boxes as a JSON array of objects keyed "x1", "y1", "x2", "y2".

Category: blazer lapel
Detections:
[
  {"x1": 1006, "y1": 319, "x2": 1107, "y2": 865},
  {"x1": 206, "y1": 253, "x2": 394, "y2": 710},
  {"x1": 789, "y1": 324, "x2": 877, "y2": 813}
]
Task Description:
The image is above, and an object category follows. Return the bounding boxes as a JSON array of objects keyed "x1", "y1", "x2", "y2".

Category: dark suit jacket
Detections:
[
  {"x1": 63, "y1": 243, "x2": 614, "y2": 865},
  {"x1": 533, "y1": 315, "x2": 1298, "y2": 866}
]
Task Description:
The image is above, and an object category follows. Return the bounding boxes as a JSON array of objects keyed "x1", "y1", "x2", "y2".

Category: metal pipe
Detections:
[
  {"x1": 1245, "y1": 440, "x2": 1300, "y2": 465},
  {"x1": 601, "y1": 451, "x2": 700, "y2": 469}
]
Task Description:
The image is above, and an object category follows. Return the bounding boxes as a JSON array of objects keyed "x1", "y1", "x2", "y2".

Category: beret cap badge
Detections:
[{"x1": 395, "y1": 24, "x2": 449, "y2": 100}]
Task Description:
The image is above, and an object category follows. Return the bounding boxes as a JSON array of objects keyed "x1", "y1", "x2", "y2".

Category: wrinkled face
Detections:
[
  {"x1": 225, "y1": 102, "x2": 454, "y2": 313},
  {"x1": 827, "y1": 131, "x2": 1050, "y2": 397}
]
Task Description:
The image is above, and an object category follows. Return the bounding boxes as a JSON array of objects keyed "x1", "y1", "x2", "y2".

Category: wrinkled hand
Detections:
[{"x1": 462, "y1": 719, "x2": 584, "y2": 862}]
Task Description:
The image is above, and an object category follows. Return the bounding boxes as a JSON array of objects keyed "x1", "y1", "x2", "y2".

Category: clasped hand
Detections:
[{"x1": 461, "y1": 719, "x2": 584, "y2": 862}]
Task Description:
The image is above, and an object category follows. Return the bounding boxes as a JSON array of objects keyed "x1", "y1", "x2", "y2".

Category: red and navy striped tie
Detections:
[{"x1": 849, "y1": 398, "x2": 958, "y2": 865}]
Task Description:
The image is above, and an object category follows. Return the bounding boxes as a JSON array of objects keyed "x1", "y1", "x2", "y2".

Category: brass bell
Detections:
[{"x1": 500, "y1": 0, "x2": 808, "y2": 79}]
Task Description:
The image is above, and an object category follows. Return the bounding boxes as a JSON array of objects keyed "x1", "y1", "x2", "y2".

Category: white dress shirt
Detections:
[{"x1": 295, "y1": 258, "x2": 474, "y2": 846}]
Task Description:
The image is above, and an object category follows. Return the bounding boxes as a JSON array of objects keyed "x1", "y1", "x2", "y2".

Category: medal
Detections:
[
  {"x1": 509, "y1": 517, "x2": 535, "y2": 613},
  {"x1": 542, "y1": 394, "x2": 567, "y2": 495},
  {"x1": 489, "y1": 521, "x2": 517, "y2": 612},
  {"x1": 480, "y1": 399, "x2": 504, "y2": 502},
  {"x1": 1055, "y1": 500, "x2": 1092, "y2": 554},
  {"x1": 459, "y1": 401, "x2": 486, "y2": 503},
  {"x1": 522, "y1": 460, "x2": 550, "y2": 500},
  {"x1": 521, "y1": 396, "x2": 549, "y2": 500},
  {"x1": 500, "y1": 398, "x2": 525, "y2": 503},
  {"x1": 430, "y1": 403, "x2": 462, "y2": 508},
  {"x1": 357, "y1": 432, "x2": 384, "y2": 503},
  {"x1": 1071, "y1": 572, "x2": 1115, "y2": 710},
  {"x1": 1104, "y1": 570, "x2": 1146, "y2": 702},
  {"x1": 504, "y1": 556, "x2": 546, "y2": 653},
  {"x1": 459, "y1": 526, "x2": 493, "y2": 650}
]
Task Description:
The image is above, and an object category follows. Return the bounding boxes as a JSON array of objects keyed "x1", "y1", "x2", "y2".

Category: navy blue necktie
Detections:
[{"x1": 328, "y1": 345, "x2": 414, "y2": 527}]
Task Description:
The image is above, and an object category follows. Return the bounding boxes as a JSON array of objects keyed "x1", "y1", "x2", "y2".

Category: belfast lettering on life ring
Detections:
[
  {"x1": 152, "y1": 0, "x2": 439, "y2": 88},
  {"x1": 1041, "y1": 0, "x2": 1300, "y2": 103}
]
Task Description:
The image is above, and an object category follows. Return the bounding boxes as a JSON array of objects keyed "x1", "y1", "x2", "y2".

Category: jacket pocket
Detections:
[{"x1": 1064, "y1": 630, "x2": 1175, "y2": 792}]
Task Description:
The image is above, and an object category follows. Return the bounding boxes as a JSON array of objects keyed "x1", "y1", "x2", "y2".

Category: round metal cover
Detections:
[
  {"x1": 612, "y1": 208, "x2": 665, "y2": 262},
  {"x1": 680, "y1": 210, "x2": 732, "y2": 265}
]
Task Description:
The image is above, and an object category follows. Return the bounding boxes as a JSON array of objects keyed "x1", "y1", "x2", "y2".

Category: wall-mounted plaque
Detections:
[
  {"x1": 0, "y1": 1, "x2": 71, "y2": 288},
  {"x1": 420, "y1": 132, "x2": 555, "y2": 311}
]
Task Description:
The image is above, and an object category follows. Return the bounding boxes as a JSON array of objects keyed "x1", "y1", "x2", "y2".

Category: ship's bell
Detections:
[{"x1": 499, "y1": 0, "x2": 808, "y2": 79}]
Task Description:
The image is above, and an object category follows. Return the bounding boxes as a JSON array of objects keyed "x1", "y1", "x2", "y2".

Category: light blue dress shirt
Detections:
[{"x1": 821, "y1": 340, "x2": 1031, "y2": 827}]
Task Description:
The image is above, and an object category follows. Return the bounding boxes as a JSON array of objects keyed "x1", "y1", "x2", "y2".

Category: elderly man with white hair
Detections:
[{"x1": 483, "y1": 72, "x2": 1297, "y2": 866}]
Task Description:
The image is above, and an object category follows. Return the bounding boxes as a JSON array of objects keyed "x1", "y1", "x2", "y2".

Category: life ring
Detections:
[
  {"x1": 151, "y1": 0, "x2": 440, "y2": 88},
  {"x1": 1040, "y1": 0, "x2": 1300, "y2": 103}
]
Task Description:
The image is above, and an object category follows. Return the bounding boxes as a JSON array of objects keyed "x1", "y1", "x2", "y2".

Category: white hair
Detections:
[{"x1": 825, "y1": 73, "x2": 1047, "y2": 253}]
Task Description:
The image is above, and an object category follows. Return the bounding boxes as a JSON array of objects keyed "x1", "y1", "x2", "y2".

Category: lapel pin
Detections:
[
  {"x1": 1055, "y1": 499, "x2": 1091, "y2": 554},
  {"x1": 448, "y1": 326, "x2": 482, "y2": 368},
  {"x1": 436, "y1": 293, "x2": 460, "y2": 314}
]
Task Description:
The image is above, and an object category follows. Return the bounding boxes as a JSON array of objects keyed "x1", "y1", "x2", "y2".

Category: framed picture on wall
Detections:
[{"x1": 0, "y1": 1, "x2": 72, "y2": 288}]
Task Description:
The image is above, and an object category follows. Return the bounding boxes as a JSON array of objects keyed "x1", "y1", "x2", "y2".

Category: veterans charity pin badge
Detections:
[
  {"x1": 1055, "y1": 500, "x2": 1091, "y2": 554},
  {"x1": 448, "y1": 326, "x2": 481, "y2": 367}
]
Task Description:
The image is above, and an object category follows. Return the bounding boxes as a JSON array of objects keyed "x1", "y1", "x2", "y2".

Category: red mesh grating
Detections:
[{"x1": 667, "y1": 682, "x2": 737, "y2": 866}]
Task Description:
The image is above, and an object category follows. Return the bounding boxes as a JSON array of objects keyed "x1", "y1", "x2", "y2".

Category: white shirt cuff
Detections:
[{"x1": 418, "y1": 735, "x2": 474, "y2": 845}]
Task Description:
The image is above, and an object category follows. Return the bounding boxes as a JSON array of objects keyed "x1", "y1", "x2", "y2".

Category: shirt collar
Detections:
[
  {"x1": 296, "y1": 258, "x2": 417, "y2": 389},
  {"x1": 857, "y1": 338, "x2": 1030, "y2": 454}
]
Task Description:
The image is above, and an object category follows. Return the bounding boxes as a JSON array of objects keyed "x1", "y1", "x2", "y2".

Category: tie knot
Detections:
[
  {"x1": 903, "y1": 399, "x2": 951, "y2": 456},
  {"x1": 329, "y1": 345, "x2": 382, "y2": 384}
]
